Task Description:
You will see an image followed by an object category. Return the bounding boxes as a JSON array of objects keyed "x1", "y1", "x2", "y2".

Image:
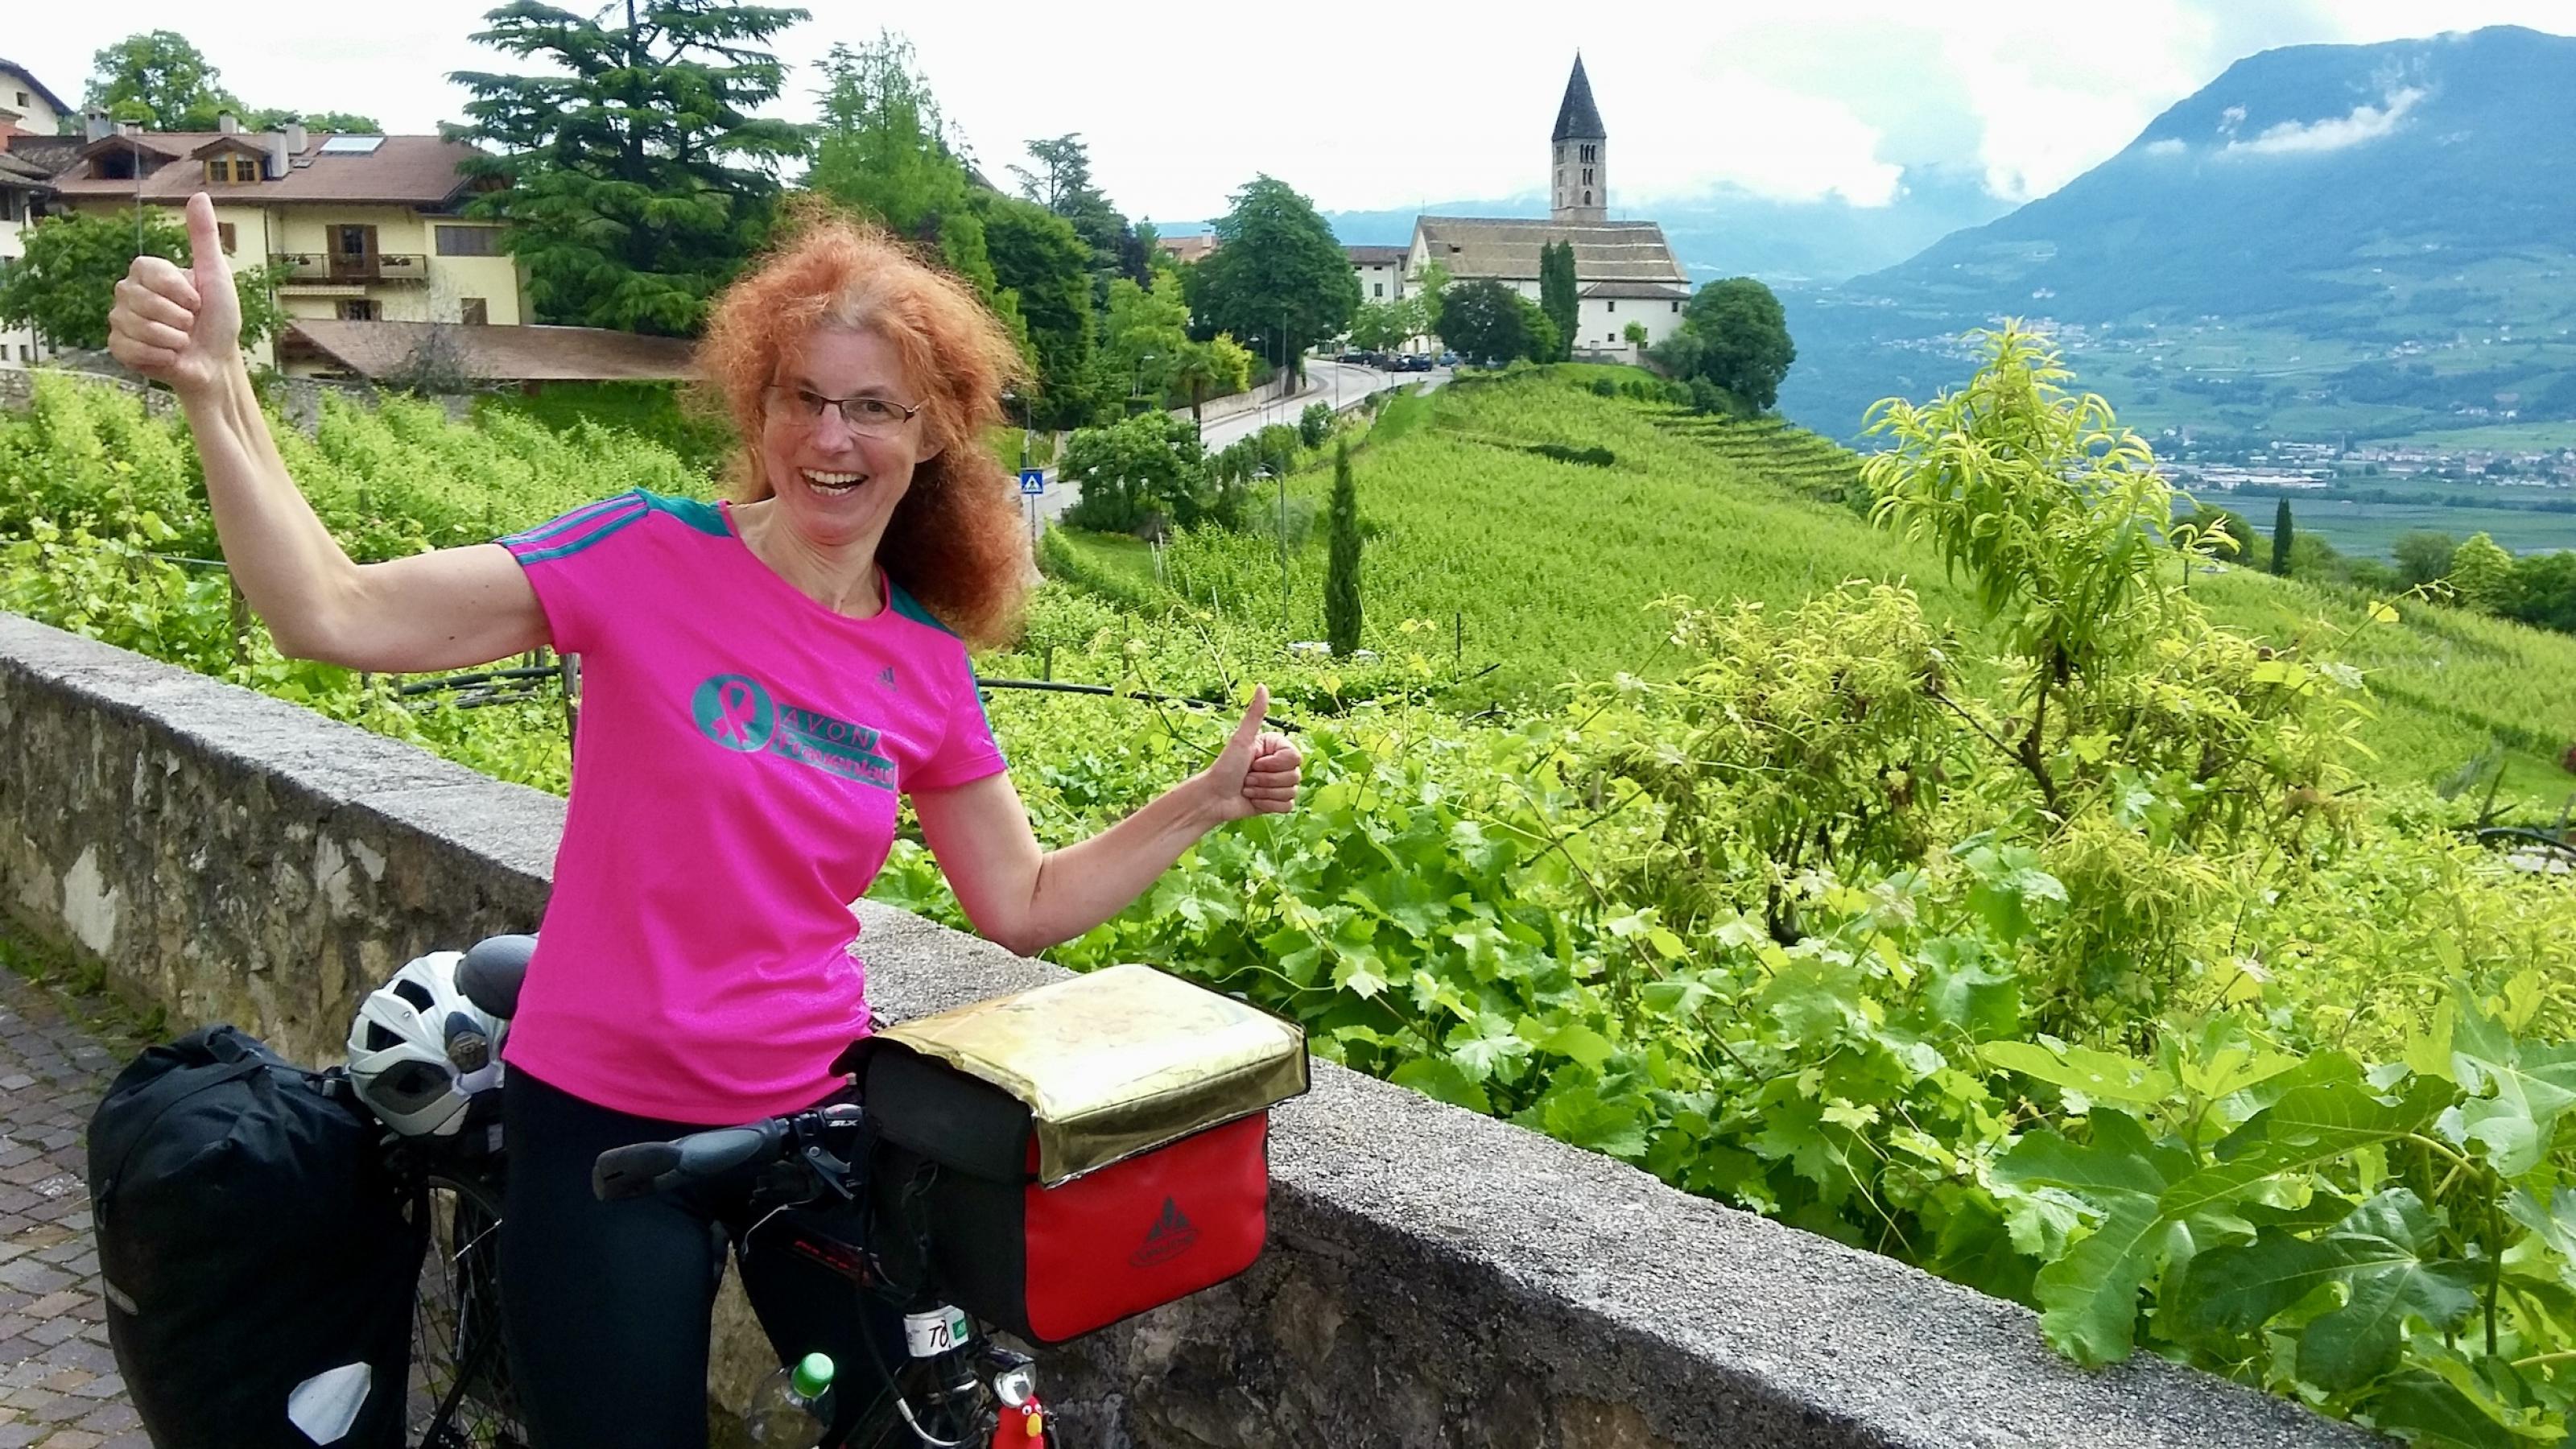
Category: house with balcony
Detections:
[
  {"x1": 0, "y1": 59, "x2": 73, "y2": 368},
  {"x1": 35, "y1": 113, "x2": 526, "y2": 374}
]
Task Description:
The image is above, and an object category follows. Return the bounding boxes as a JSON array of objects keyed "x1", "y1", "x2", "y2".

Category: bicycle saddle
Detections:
[{"x1": 456, "y1": 934, "x2": 536, "y2": 1020}]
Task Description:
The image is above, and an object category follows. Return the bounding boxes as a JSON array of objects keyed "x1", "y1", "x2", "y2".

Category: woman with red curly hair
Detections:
[{"x1": 107, "y1": 194, "x2": 1301, "y2": 1446}]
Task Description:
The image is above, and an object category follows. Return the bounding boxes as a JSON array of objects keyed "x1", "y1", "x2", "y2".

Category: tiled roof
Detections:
[
  {"x1": 283, "y1": 321, "x2": 698, "y2": 383},
  {"x1": 45, "y1": 134, "x2": 485, "y2": 208},
  {"x1": 0, "y1": 151, "x2": 49, "y2": 187},
  {"x1": 1552, "y1": 56, "x2": 1606, "y2": 142},
  {"x1": 1346, "y1": 245, "x2": 1408, "y2": 266},
  {"x1": 0, "y1": 60, "x2": 73, "y2": 121},
  {"x1": 1580, "y1": 280, "x2": 1690, "y2": 300},
  {"x1": 2, "y1": 134, "x2": 85, "y2": 177},
  {"x1": 1155, "y1": 233, "x2": 1216, "y2": 262},
  {"x1": 1413, "y1": 217, "x2": 1685, "y2": 285}
]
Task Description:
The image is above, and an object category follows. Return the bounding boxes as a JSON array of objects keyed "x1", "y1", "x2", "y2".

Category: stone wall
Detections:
[{"x1": 0, "y1": 611, "x2": 2387, "y2": 1448}]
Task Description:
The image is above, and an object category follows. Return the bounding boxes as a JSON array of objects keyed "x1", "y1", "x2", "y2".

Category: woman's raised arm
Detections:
[{"x1": 105, "y1": 193, "x2": 548, "y2": 672}]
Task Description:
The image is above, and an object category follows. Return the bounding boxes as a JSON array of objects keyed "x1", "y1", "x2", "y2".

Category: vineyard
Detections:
[
  {"x1": 1100, "y1": 365, "x2": 2576, "y2": 809},
  {"x1": 9, "y1": 349, "x2": 2576, "y2": 1446}
]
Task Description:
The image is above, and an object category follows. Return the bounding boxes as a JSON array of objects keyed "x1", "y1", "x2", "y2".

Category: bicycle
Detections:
[
  {"x1": 385, "y1": 935, "x2": 1058, "y2": 1449},
  {"x1": 594, "y1": 1104, "x2": 1059, "y2": 1448},
  {"x1": 392, "y1": 936, "x2": 531, "y2": 1449}
]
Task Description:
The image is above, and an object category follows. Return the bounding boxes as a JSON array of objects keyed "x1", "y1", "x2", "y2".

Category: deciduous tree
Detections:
[
  {"x1": 1433, "y1": 279, "x2": 1530, "y2": 365},
  {"x1": 982, "y1": 193, "x2": 1103, "y2": 429},
  {"x1": 0, "y1": 208, "x2": 280, "y2": 353},
  {"x1": 83, "y1": 31, "x2": 237, "y2": 130},
  {"x1": 1187, "y1": 175, "x2": 1360, "y2": 386},
  {"x1": 2448, "y1": 531, "x2": 2514, "y2": 613},
  {"x1": 1653, "y1": 276, "x2": 1795, "y2": 411}
]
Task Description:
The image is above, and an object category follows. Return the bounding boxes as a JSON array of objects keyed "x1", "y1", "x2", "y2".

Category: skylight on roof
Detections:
[{"x1": 318, "y1": 135, "x2": 385, "y2": 155}]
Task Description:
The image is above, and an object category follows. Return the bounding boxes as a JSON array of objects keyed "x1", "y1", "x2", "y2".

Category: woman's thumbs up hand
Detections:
[{"x1": 107, "y1": 192, "x2": 242, "y2": 397}]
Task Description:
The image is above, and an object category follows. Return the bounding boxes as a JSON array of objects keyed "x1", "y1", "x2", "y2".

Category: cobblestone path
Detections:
[{"x1": 0, "y1": 967, "x2": 147, "y2": 1449}]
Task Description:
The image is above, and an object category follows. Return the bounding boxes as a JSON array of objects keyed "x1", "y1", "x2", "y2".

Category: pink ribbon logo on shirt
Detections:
[{"x1": 691, "y1": 674, "x2": 775, "y2": 752}]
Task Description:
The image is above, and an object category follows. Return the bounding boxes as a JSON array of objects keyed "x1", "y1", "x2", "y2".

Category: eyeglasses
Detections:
[{"x1": 764, "y1": 385, "x2": 924, "y2": 436}]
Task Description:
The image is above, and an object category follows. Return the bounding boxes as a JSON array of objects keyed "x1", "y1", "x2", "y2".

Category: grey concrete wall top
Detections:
[{"x1": 0, "y1": 611, "x2": 2381, "y2": 1447}]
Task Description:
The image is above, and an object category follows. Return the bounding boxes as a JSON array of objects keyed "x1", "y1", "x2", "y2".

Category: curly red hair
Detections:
[{"x1": 693, "y1": 202, "x2": 1031, "y2": 647}]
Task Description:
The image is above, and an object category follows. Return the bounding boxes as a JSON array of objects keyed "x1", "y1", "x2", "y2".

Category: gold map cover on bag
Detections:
[{"x1": 874, "y1": 964, "x2": 1310, "y2": 1186}]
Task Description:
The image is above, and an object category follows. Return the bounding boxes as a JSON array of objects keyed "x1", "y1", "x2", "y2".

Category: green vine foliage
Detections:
[{"x1": 10, "y1": 360, "x2": 2576, "y2": 1445}]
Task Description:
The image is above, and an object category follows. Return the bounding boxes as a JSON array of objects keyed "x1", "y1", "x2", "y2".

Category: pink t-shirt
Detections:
[{"x1": 496, "y1": 489, "x2": 1006, "y2": 1123}]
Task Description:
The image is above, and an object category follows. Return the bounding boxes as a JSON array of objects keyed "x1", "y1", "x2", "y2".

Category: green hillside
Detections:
[{"x1": 1061, "y1": 368, "x2": 2576, "y2": 809}]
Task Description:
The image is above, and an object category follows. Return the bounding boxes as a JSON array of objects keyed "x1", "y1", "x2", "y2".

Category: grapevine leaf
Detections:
[
  {"x1": 2033, "y1": 1198, "x2": 2180, "y2": 1365},
  {"x1": 1538, "y1": 1080, "x2": 1649, "y2": 1160},
  {"x1": 2366, "y1": 1369, "x2": 2537, "y2": 1449},
  {"x1": 1984, "y1": 1040, "x2": 2178, "y2": 1106},
  {"x1": 1995, "y1": 1109, "x2": 2188, "y2": 1200},
  {"x1": 2448, "y1": 986, "x2": 2576, "y2": 1177},
  {"x1": 1530, "y1": 1020, "x2": 1617, "y2": 1071},
  {"x1": 1389, "y1": 1055, "x2": 1491, "y2": 1114}
]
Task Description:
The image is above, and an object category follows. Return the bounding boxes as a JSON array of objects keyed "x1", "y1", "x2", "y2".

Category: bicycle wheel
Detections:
[{"x1": 411, "y1": 1172, "x2": 530, "y2": 1449}]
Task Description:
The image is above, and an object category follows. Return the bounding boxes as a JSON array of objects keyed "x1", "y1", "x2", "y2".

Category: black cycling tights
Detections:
[{"x1": 500, "y1": 1068, "x2": 905, "y2": 1449}]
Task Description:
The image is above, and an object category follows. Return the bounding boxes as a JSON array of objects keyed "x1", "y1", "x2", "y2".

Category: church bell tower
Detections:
[{"x1": 1550, "y1": 54, "x2": 1608, "y2": 223}]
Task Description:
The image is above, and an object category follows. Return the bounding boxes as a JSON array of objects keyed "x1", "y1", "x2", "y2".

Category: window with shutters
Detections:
[
  {"x1": 217, "y1": 222, "x2": 236, "y2": 254},
  {"x1": 435, "y1": 225, "x2": 501, "y2": 257},
  {"x1": 336, "y1": 299, "x2": 378, "y2": 321}
]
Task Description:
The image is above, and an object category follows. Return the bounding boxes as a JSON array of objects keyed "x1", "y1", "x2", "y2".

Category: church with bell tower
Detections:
[
  {"x1": 1402, "y1": 54, "x2": 1690, "y2": 359},
  {"x1": 1551, "y1": 54, "x2": 1608, "y2": 224}
]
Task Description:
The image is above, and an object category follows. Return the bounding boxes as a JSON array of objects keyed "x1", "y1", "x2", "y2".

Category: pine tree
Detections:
[
  {"x1": 1538, "y1": 240, "x2": 1579, "y2": 362},
  {"x1": 2271, "y1": 497, "x2": 2295, "y2": 576},
  {"x1": 444, "y1": 0, "x2": 811, "y2": 336},
  {"x1": 1325, "y1": 440, "x2": 1363, "y2": 656}
]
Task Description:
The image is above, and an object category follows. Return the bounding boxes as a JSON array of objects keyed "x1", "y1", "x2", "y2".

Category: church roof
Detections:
[
  {"x1": 1414, "y1": 217, "x2": 1685, "y2": 286},
  {"x1": 1580, "y1": 280, "x2": 1690, "y2": 300},
  {"x1": 1551, "y1": 56, "x2": 1605, "y2": 141}
]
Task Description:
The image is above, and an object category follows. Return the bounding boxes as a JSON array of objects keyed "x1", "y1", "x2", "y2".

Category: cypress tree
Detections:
[
  {"x1": 1539, "y1": 240, "x2": 1579, "y2": 362},
  {"x1": 1326, "y1": 440, "x2": 1363, "y2": 656},
  {"x1": 2271, "y1": 497, "x2": 2295, "y2": 576}
]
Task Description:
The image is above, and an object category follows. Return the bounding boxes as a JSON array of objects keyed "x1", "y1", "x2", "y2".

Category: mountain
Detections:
[
  {"x1": 1305, "y1": 164, "x2": 2011, "y2": 288},
  {"x1": 1779, "y1": 26, "x2": 2576, "y2": 447}
]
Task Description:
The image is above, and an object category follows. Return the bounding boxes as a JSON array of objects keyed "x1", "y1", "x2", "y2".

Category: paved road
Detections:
[
  {"x1": 1023, "y1": 360, "x2": 1450, "y2": 525},
  {"x1": 0, "y1": 969, "x2": 149, "y2": 1448}
]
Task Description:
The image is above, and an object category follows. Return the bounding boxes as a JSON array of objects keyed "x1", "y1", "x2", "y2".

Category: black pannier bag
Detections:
[
  {"x1": 841, "y1": 964, "x2": 1309, "y2": 1347},
  {"x1": 86, "y1": 1025, "x2": 427, "y2": 1447}
]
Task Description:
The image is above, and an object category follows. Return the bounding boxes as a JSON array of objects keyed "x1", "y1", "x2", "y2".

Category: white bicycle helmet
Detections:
[{"x1": 346, "y1": 951, "x2": 506, "y2": 1137}]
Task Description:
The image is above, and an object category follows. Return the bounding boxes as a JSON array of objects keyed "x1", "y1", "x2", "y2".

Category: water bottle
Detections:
[{"x1": 745, "y1": 1352, "x2": 836, "y2": 1448}]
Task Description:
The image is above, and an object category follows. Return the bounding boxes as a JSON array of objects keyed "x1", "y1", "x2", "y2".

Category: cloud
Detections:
[
  {"x1": 1617, "y1": 70, "x2": 1905, "y2": 208},
  {"x1": 2144, "y1": 138, "x2": 2188, "y2": 156},
  {"x1": 2223, "y1": 86, "x2": 2425, "y2": 154}
]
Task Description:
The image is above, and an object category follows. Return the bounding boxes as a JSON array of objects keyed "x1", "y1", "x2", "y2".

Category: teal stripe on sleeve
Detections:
[
  {"x1": 509, "y1": 504, "x2": 653, "y2": 564},
  {"x1": 501, "y1": 491, "x2": 646, "y2": 548}
]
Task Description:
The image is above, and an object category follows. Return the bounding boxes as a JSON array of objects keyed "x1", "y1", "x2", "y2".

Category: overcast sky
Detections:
[{"x1": 10, "y1": 1, "x2": 2574, "y2": 222}]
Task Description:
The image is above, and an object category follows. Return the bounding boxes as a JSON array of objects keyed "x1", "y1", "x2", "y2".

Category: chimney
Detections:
[
  {"x1": 116, "y1": 120, "x2": 140, "y2": 137},
  {"x1": 284, "y1": 121, "x2": 307, "y2": 156},
  {"x1": 264, "y1": 131, "x2": 288, "y2": 180},
  {"x1": 217, "y1": 111, "x2": 237, "y2": 134},
  {"x1": 85, "y1": 109, "x2": 111, "y2": 142}
]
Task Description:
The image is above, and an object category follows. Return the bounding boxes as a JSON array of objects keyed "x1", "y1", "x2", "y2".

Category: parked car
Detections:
[
  {"x1": 1336, "y1": 349, "x2": 1370, "y2": 365},
  {"x1": 1394, "y1": 353, "x2": 1435, "y2": 373},
  {"x1": 1436, "y1": 351, "x2": 1459, "y2": 367}
]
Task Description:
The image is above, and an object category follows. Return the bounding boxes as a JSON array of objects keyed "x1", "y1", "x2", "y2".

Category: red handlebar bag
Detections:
[{"x1": 839, "y1": 964, "x2": 1309, "y2": 1347}]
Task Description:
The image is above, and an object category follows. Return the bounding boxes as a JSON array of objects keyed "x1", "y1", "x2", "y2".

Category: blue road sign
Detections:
[{"x1": 1018, "y1": 469, "x2": 1046, "y2": 496}]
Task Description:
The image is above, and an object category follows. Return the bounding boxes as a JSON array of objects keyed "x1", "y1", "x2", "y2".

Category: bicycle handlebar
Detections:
[{"x1": 592, "y1": 1120, "x2": 793, "y2": 1201}]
